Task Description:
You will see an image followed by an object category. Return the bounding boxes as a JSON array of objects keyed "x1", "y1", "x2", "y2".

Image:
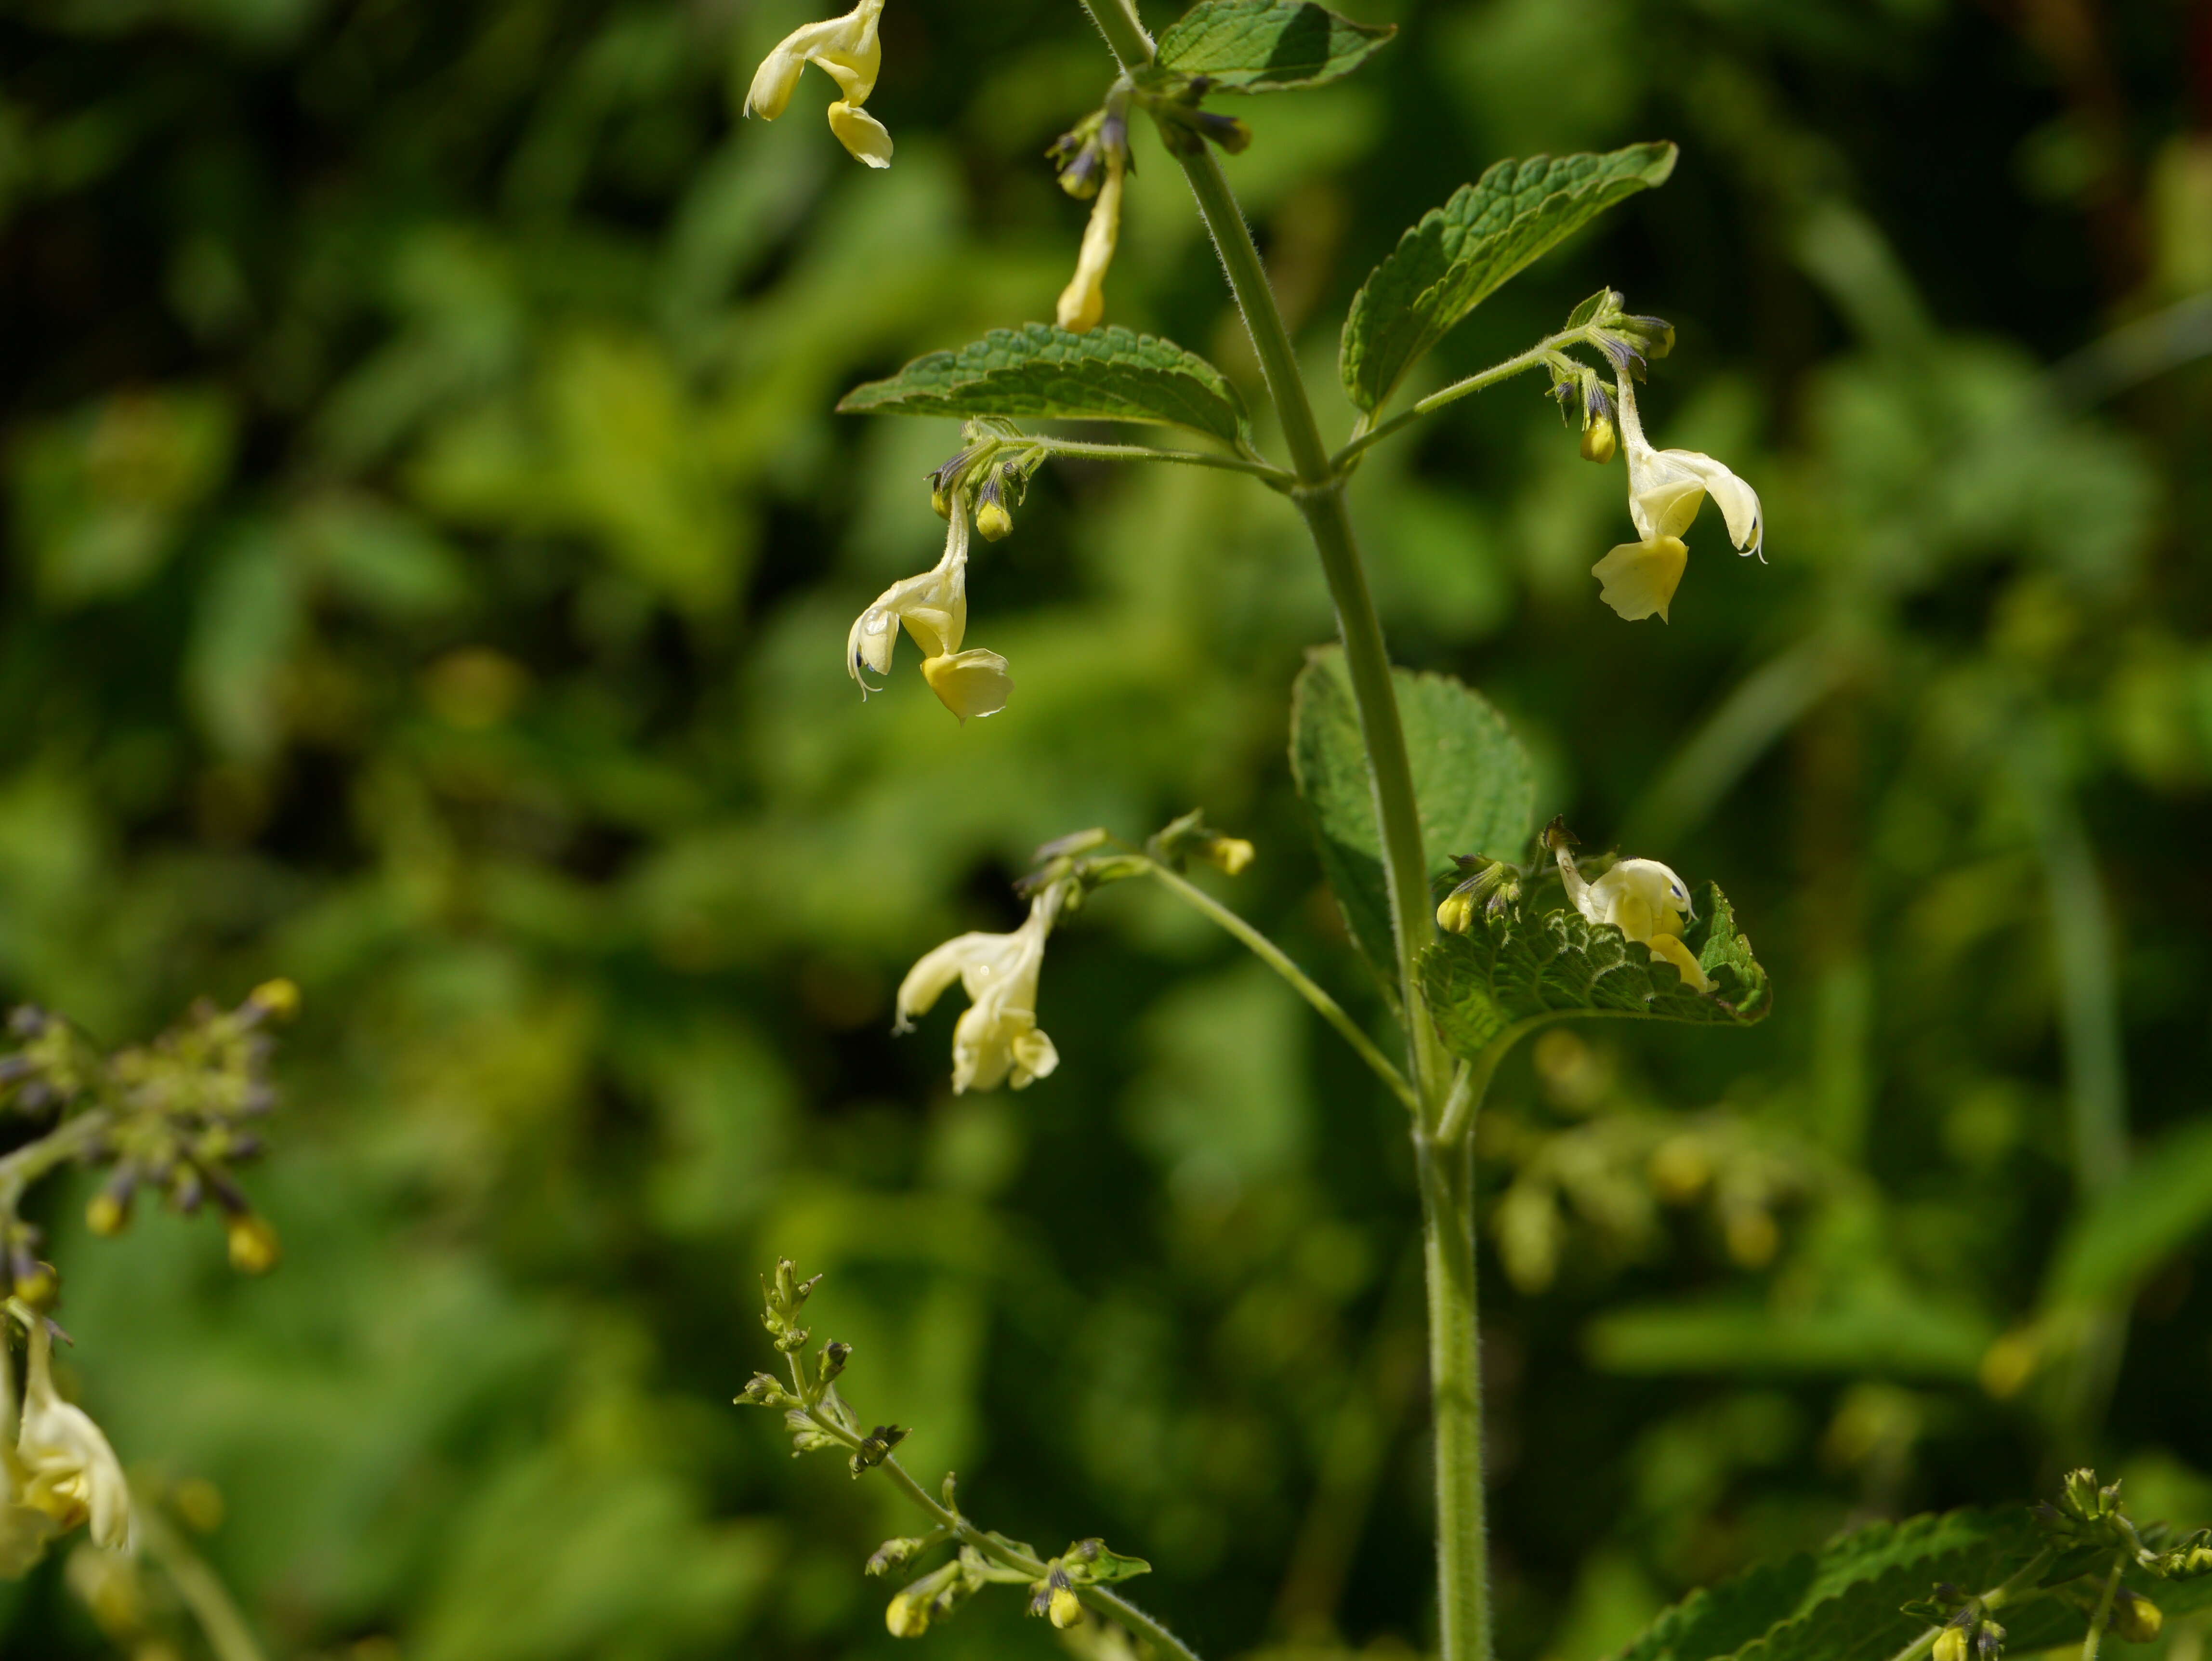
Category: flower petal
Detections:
[
  {"x1": 1591, "y1": 535, "x2": 1687, "y2": 622},
  {"x1": 895, "y1": 933, "x2": 998, "y2": 1029},
  {"x1": 921, "y1": 648, "x2": 1012, "y2": 722},
  {"x1": 827, "y1": 101, "x2": 893, "y2": 168},
  {"x1": 1055, "y1": 157, "x2": 1123, "y2": 333}
]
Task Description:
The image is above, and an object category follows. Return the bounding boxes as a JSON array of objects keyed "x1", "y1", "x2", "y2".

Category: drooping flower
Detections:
[
  {"x1": 1552, "y1": 837, "x2": 1713, "y2": 994},
  {"x1": 846, "y1": 502, "x2": 1012, "y2": 722},
  {"x1": 1590, "y1": 373, "x2": 1763, "y2": 622},
  {"x1": 0, "y1": 1333, "x2": 58, "y2": 1579},
  {"x1": 743, "y1": 0, "x2": 894, "y2": 170},
  {"x1": 1055, "y1": 118, "x2": 1126, "y2": 333},
  {"x1": 13, "y1": 1317, "x2": 132, "y2": 1555},
  {"x1": 895, "y1": 888, "x2": 1061, "y2": 1093}
]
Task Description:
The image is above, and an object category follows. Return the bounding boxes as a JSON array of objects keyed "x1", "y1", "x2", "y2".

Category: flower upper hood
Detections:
[{"x1": 14, "y1": 1318, "x2": 132, "y2": 1555}]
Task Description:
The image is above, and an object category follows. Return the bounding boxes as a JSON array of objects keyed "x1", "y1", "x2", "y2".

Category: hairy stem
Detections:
[
  {"x1": 0, "y1": 1111, "x2": 111, "y2": 1215},
  {"x1": 872, "y1": 1442, "x2": 1206, "y2": 1661},
  {"x1": 1076, "y1": 4, "x2": 1488, "y2": 1653},
  {"x1": 1030, "y1": 435, "x2": 1296, "y2": 486},
  {"x1": 1333, "y1": 331, "x2": 1595, "y2": 470},
  {"x1": 1142, "y1": 858, "x2": 1417, "y2": 1112},
  {"x1": 140, "y1": 1504, "x2": 270, "y2": 1661},
  {"x1": 1416, "y1": 1129, "x2": 1490, "y2": 1661}
]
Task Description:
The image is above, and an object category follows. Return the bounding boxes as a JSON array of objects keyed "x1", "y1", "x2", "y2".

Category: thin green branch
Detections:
[
  {"x1": 139, "y1": 1504, "x2": 270, "y2": 1661},
  {"x1": 1334, "y1": 331, "x2": 1595, "y2": 470},
  {"x1": 1141, "y1": 858, "x2": 1418, "y2": 1113},
  {"x1": 0, "y1": 1111, "x2": 110, "y2": 1214},
  {"x1": 1028, "y1": 434, "x2": 1297, "y2": 488},
  {"x1": 1878, "y1": 1547, "x2": 2063, "y2": 1661},
  {"x1": 2082, "y1": 1561, "x2": 2123, "y2": 1661},
  {"x1": 1434, "y1": 1017, "x2": 1557, "y2": 1147},
  {"x1": 803, "y1": 1406, "x2": 1205, "y2": 1661}
]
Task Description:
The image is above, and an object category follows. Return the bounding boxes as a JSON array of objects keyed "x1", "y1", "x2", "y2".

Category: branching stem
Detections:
[
  {"x1": 1028, "y1": 434, "x2": 1296, "y2": 487},
  {"x1": 796, "y1": 1399, "x2": 1205, "y2": 1661},
  {"x1": 1334, "y1": 330, "x2": 1600, "y2": 469},
  {"x1": 0, "y1": 1110, "x2": 110, "y2": 1215}
]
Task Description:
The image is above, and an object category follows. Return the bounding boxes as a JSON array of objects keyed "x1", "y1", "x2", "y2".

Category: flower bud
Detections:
[
  {"x1": 1935, "y1": 1628, "x2": 1969, "y2": 1661},
  {"x1": 1050, "y1": 1586, "x2": 1084, "y2": 1629},
  {"x1": 249, "y1": 982, "x2": 301, "y2": 1022},
  {"x1": 1200, "y1": 836, "x2": 1254, "y2": 877},
  {"x1": 1580, "y1": 415, "x2": 1618, "y2": 463},
  {"x1": 2113, "y1": 1591, "x2": 2162, "y2": 1644},
  {"x1": 225, "y1": 1213, "x2": 281, "y2": 1275},
  {"x1": 930, "y1": 488, "x2": 951, "y2": 519},
  {"x1": 86, "y1": 1192, "x2": 130, "y2": 1238},
  {"x1": 886, "y1": 1591, "x2": 931, "y2": 1638},
  {"x1": 1436, "y1": 890, "x2": 1475, "y2": 936},
  {"x1": 11, "y1": 1258, "x2": 57, "y2": 1308},
  {"x1": 975, "y1": 498, "x2": 1013, "y2": 541}
]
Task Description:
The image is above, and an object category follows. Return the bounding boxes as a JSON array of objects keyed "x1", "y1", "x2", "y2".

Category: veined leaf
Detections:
[
  {"x1": 1340, "y1": 143, "x2": 1679, "y2": 414},
  {"x1": 1421, "y1": 881, "x2": 1768, "y2": 1059},
  {"x1": 2043, "y1": 1116, "x2": 2212, "y2": 1310},
  {"x1": 837, "y1": 324, "x2": 1250, "y2": 444},
  {"x1": 1156, "y1": 0, "x2": 1395, "y2": 92},
  {"x1": 1614, "y1": 1504, "x2": 2212, "y2": 1661},
  {"x1": 1289, "y1": 647, "x2": 1533, "y2": 988},
  {"x1": 1613, "y1": 1511, "x2": 2031, "y2": 1661}
]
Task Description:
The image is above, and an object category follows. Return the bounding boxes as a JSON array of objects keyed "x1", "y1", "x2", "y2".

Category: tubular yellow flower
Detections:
[
  {"x1": 846, "y1": 504, "x2": 1013, "y2": 722},
  {"x1": 743, "y1": 0, "x2": 893, "y2": 170},
  {"x1": 0, "y1": 1331, "x2": 58, "y2": 1578},
  {"x1": 1591, "y1": 374, "x2": 1763, "y2": 622},
  {"x1": 1055, "y1": 142, "x2": 1125, "y2": 333},
  {"x1": 1553, "y1": 839, "x2": 1713, "y2": 994},
  {"x1": 895, "y1": 888, "x2": 1062, "y2": 1093},
  {"x1": 15, "y1": 1318, "x2": 132, "y2": 1554}
]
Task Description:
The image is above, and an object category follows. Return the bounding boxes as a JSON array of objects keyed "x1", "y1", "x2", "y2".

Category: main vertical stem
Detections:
[
  {"x1": 1075, "y1": 7, "x2": 1487, "y2": 1656},
  {"x1": 1417, "y1": 1130, "x2": 1490, "y2": 1661}
]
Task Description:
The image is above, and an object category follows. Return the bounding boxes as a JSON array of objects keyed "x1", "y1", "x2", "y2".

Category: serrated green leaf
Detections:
[
  {"x1": 1613, "y1": 1511, "x2": 2033, "y2": 1661},
  {"x1": 2042, "y1": 1117, "x2": 2212, "y2": 1310},
  {"x1": 1156, "y1": 0, "x2": 1395, "y2": 91},
  {"x1": 1617, "y1": 1506, "x2": 2212, "y2": 1661},
  {"x1": 837, "y1": 324, "x2": 1250, "y2": 444},
  {"x1": 1289, "y1": 646, "x2": 1533, "y2": 987},
  {"x1": 1421, "y1": 881, "x2": 1769, "y2": 1058},
  {"x1": 1340, "y1": 143, "x2": 1679, "y2": 414}
]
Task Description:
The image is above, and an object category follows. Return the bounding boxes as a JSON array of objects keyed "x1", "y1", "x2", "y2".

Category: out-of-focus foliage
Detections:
[{"x1": 0, "y1": 0, "x2": 2209, "y2": 1657}]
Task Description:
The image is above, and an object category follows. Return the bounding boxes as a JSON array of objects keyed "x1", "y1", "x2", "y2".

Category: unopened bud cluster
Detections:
[{"x1": 0, "y1": 982, "x2": 298, "y2": 1297}]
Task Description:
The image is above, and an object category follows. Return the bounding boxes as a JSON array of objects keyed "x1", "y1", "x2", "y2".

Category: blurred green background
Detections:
[{"x1": 2, "y1": 0, "x2": 2211, "y2": 1656}]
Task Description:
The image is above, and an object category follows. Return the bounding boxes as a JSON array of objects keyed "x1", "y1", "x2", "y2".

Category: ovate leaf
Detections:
[
  {"x1": 1156, "y1": 0, "x2": 1395, "y2": 91},
  {"x1": 1341, "y1": 143, "x2": 1678, "y2": 413},
  {"x1": 1616, "y1": 1504, "x2": 2212, "y2": 1661},
  {"x1": 837, "y1": 324, "x2": 1249, "y2": 444},
  {"x1": 1290, "y1": 646, "x2": 1533, "y2": 987},
  {"x1": 1421, "y1": 881, "x2": 1768, "y2": 1059},
  {"x1": 1613, "y1": 1511, "x2": 2033, "y2": 1661}
]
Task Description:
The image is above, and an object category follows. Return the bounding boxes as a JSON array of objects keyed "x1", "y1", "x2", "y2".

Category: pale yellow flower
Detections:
[
  {"x1": 896, "y1": 889, "x2": 1061, "y2": 1093},
  {"x1": 1554, "y1": 841, "x2": 1713, "y2": 994},
  {"x1": 847, "y1": 504, "x2": 1012, "y2": 722},
  {"x1": 1056, "y1": 134, "x2": 1125, "y2": 333},
  {"x1": 0, "y1": 1334, "x2": 57, "y2": 1578},
  {"x1": 14, "y1": 1317, "x2": 132, "y2": 1554},
  {"x1": 1591, "y1": 374, "x2": 1762, "y2": 622},
  {"x1": 743, "y1": 0, "x2": 893, "y2": 169}
]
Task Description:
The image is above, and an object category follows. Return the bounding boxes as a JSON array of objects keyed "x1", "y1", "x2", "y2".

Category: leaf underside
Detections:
[
  {"x1": 837, "y1": 323, "x2": 1251, "y2": 444},
  {"x1": 1289, "y1": 647, "x2": 1534, "y2": 988},
  {"x1": 1420, "y1": 880, "x2": 1769, "y2": 1058},
  {"x1": 1340, "y1": 141, "x2": 1679, "y2": 414},
  {"x1": 1614, "y1": 1506, "x2": 2212, "y2": 1661},
  {"x1": 1156, "y1": 0, "x2": 1396, "y2": 91}
]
